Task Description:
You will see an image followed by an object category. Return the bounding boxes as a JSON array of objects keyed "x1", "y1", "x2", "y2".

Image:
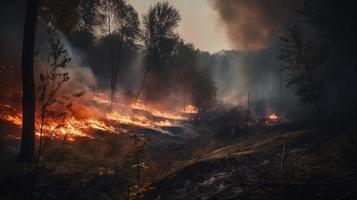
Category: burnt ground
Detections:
[
  {"x1": 141, "y1": 126, "x2": 357, "y2": 200},
  {"x1": 0, "y1": 119, "x2": 212, "y2": 199},
  {"x1": 1, "y1": 119, "x2": 357, "y2": 200}
]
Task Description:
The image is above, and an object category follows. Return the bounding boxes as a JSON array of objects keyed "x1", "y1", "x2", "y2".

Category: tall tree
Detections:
[
  {"x1": 68, "y1": 0, "x2": 101, "y2": 61},
  {"x1": 142, "y1": 2, "x2": 180, "y2": 73},
  {"x1": 78, "y1": 0, "x2": 101, "y2": 32},
  {"x1": 99, "y1": 0, "x2": 140, "y2": 104},
  {"x1": 139, "y1": 2, "x2": 181, "y2": 101},
  {"x1": 18, "y1": 0, "x2": 40, "y2": 163},
  {"x1": 110, "y1": 2, "x2": 139, "y2": 105},
  {"x1": 40, "y1": 0, "x2": 81, "y2": 34}
]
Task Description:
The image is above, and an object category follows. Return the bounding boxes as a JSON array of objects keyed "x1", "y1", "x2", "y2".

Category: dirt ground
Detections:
[{"x1": 1, "y1": 118, "x2": 357, "y2": 200}]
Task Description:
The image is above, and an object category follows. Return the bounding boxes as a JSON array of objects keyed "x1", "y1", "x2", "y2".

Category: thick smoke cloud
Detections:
[{"x1": 212, "y1": 0, "x2": 297, "y2": 51}]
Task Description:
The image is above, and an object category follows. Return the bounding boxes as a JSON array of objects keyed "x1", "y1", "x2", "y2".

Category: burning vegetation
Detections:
[
  {"x1": 0, "y1": 92, "x2": 198, "y2": 141},
  {"x1": 1, "y1": 0, "x2": 357, "y2": 200}
]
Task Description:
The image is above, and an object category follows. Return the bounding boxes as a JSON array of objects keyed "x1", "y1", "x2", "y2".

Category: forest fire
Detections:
[{"x1": 0, "y1": 93, "x2": 198, "y2": 141}]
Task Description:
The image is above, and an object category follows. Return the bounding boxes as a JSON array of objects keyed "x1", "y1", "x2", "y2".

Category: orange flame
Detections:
[
  {"x1": 0, "y1": 93, "x2": 198, "y2": 141},
  {"x1": 268, "y1": 113, "x2": 279, "y2": 121}
]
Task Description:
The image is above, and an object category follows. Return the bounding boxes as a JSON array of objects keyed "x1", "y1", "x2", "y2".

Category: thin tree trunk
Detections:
[
  {"x1": 18, "y1": 0, "x2": 40, "y2": 163},
  {"x1": 136, "y1": 150, "x2": 140, "y2": 195},
  {"x1": 112, "y1": 38, "x2": 124, "y2": 97},
  {"x1": 247, "y1": 91, "x2": 250, "y2": 125},
  {"x1": 110, "y1": 36, "x2": 124, "y2": 105}
]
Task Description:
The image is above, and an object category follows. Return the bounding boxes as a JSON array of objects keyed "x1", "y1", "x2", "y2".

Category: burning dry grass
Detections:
[{"x1": 0, "y1": 92, "x2": 198, "y2": 141}]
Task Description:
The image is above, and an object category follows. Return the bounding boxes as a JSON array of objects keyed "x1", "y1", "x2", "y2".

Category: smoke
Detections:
[
  {"x1": 34, "y1": 34, "x2": 103, "y2": 119},
  {"x1": 61, "y1": 38, "x2": 98, "y2": 90},
  {"x1": 198, "y1": 48, "x2": 300, "y2": 117},
  {"x1": 212, "y1": 0, "x2": 298, "y2": 51}
]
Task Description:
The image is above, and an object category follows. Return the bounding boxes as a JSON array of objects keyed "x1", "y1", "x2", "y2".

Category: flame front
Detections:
[{"x1": 0, "y1": 93, "x2": 198, "y2": 141}]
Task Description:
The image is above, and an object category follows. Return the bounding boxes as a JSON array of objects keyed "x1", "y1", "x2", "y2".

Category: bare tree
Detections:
[
  {"x1": 25, "y1": 32, "x2": 73, "y2": 199},
  {"x1": 36, "y1": 32, "x2": 71, "y2": 160}
]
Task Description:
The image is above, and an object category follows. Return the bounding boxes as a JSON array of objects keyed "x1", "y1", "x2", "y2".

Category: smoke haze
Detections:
[{"x1": 212, "y1": 0, "x2": 297, "y2": 51}]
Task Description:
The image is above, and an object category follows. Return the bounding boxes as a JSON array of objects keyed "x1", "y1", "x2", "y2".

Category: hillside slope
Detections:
[{"x1": 142, "y1": 128, "x2": 357, "y2": 200}]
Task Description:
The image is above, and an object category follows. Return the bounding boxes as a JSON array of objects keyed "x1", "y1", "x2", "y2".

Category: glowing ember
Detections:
[
  {"x1": 1, "y1": 113, "x2": 22, "y2": 126},
  {"x1": 181, "y1": 105, "x2": 199, "y2": 114},
  {"x1": 268, "y1": 113, "x2": 279, "y2": 121}
]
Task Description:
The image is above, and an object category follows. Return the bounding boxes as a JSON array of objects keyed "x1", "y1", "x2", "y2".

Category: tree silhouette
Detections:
[
  {"x1": 78, "y1": 0, "x2": 102, "y2": 32},
  {"x1": 279, "y1": 25, "x2": 325, "y2": 111},
  {"x1": 40, "y1": 0, "x2": 81, "y2": 34},
  {"x1": 139, "y1": 2, "x2": 181, "y2": 101},
  {"x1": 99, "y1": 0, "x2": 140, "y2": 105},
  {"x1": 18, "y1": 0, "x2": 40, "y2": 163},
  {"x1": 18, "y1": 0, "x2": 83, "y2": 163}
]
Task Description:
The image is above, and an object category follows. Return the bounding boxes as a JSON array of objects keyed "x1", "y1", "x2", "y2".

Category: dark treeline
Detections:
[
  {"x1": 0, "y1": 0, "x2": 218, "y2": 117},
  {"x1": 59, "y1": 0, "x2": 217, "y2": 115},
  {"x1": 211, "y1": 0, "x2": 357, "y2": 123},
  {"x1": 2, "y1": 0, "x2": 357, "y2": 124},
  {"x1": 278, "y1": 0, "x2": 357, "y2": 122}
]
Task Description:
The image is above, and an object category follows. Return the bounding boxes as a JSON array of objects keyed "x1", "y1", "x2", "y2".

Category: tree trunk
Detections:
[
  {"x1": 18, "y1": 0, "x2": 40, "y2": 163},
  {"x1": 110, "y1": 36, "x2": 124, "y2": 106}
]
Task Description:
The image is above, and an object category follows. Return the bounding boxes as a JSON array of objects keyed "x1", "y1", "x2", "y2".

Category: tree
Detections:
[
  {"x1": 171, "y1": 40, "x2": 198, "y2": 70},
  {"x1": 68, "y1": 0, "x2": 101, "y2": 65},
  {"x1": 191, "y1": 69, "x2": 217, "y2": 120},
  {"x1": 169, "y1": 41, "x2": 199, "y2": 106},
  {"x1": 40, "y1": 0, "x2": 81, "y2": 34},
  {"x1": 300, "y1": 0, "x2": 357, "y2": 115},
  {"x1": 99, "y1": 0, "x2": 140, "y2": 105},
  {"x1": 142, "y1": 2, "x2": 180, "y2": 72},
  {"x1": 37, "y1": 32, "x2": 71, "y2": 160},
  {"x1": 78, "y1": 0, "x2": 102, "y2": 32},
  {"x1": 19, "y1": 0, "x2": 83, "y2": 163},
  {"x1": 139, "y1": 2, "x2": 181, "y2": 101},
  {"x1": 18, "y1": 0, "x2": 40, "y2": 163},
  {"x1": 279, "y1": 25, "x2": 325, "y2": 111}
]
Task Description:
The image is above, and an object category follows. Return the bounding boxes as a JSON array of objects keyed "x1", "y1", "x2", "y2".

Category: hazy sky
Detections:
[{"x1": 127, "y1": 0, "x2": 231, "y2": 53}]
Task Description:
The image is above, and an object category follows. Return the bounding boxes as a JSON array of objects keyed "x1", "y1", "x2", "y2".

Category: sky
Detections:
[{"x1": 127, "y1": 0, "x2": 231, "y2": 53}]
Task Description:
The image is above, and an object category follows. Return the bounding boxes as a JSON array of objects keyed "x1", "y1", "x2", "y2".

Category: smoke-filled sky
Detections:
[
  {"x1": 212, "y1": 0, "x2": 297, "y2": 51},
  {"x1": 128, "y1": 0, "x2": 231, "y2": 53},
  {"x1": 120, "y1": 0, "x2": 299, "y2": 109},
  {"x1": 128, "y1": 0, "x2": 297, "y2": 53}
]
